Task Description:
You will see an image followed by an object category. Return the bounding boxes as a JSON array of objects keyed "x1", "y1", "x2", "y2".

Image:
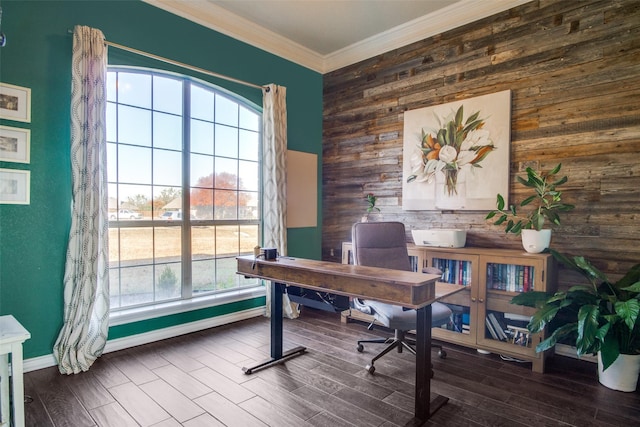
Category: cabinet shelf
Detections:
[{"x1": 341, "y1": 242, "x2": 556, "y2": 373}]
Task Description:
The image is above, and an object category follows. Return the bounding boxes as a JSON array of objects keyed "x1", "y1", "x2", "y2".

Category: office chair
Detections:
[{"x1": 351, "y1": 221, "x2": 452, "y2": 374}]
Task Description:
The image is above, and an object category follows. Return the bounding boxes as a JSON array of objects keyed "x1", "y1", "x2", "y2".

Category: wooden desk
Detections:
[
  {"x1": 0, "y1": 316, "x2": 31, "y2": 427},
  {"x1": 237, "y1": 255, "x2": 464, "y2": 424}
]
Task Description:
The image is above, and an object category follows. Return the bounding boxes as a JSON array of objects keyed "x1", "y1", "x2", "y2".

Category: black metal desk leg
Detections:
[
  {"x1": 412, "y1": 304, "x2": 448, "y2": 424},
  {"x1": 242, "y1": 281, "x2": 306, "y2": 374},
  {"x1": 271, "y1": 281, "x2": 284, "y2": 360}
]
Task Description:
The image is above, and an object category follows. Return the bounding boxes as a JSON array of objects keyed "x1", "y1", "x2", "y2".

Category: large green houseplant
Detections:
[
  {"x1": 486, "y1": 163, "x2": 574, "y2": 253},
  {"x1": 511, "y1": 250, "x2": 640, "y2": 390}
]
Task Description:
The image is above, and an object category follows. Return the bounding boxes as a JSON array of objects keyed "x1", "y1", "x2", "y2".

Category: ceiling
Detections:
[{"x1": 144, "y1": 0, "x2": 530, "y2": 73}]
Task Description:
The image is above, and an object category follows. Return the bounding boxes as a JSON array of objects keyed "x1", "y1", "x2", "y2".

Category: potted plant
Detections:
[
  {"x1": 511, "y1": 250, "x2": 640, "y2": 391},
  {"x1": 362, "y1": 193, "x2": 381, "y2": 222},
  {"x1": 485, "y1": 163, "x2": 574, "y2": 253}
]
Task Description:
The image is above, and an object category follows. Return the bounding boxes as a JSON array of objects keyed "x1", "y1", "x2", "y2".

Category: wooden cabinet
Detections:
[{"x1": 341, "y1": 243, "x2": 556, "y2": 373}]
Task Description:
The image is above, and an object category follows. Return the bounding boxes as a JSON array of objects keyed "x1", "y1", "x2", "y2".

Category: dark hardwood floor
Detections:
[{"x1": 24, "y1": 308, "x2": 639, "y2": 426}]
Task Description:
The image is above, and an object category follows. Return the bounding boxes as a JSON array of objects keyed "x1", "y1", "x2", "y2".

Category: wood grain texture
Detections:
[
  {"x1": 237, "y1": 255, "x2": 444, "y2": 308},
  {"x1": 322, "y1": 0, "x2": 640, "y2": 289},
  {"x1": 23, "y1": 309, "x2": 640, "y2": 426}
]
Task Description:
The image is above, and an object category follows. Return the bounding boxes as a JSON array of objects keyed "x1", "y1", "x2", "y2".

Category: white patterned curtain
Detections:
[
  {"x1": 53, "y1": 25, "x2": 110, "y2": 374},
  {"x1": 262, "y1": 84, "x2": 298, "y2": 318}
]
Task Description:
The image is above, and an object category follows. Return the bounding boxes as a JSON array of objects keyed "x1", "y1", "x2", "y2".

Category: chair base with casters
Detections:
[{"x1": 354, "y1": 298, "x2": 451, "y2": 375}]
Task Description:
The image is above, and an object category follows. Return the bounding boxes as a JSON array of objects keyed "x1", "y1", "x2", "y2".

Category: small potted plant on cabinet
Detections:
[
  {"x1": 511, "y1": 250, "x2": 640, "y2": 392},
  {"x1": 362, "y1": 193, "x2": 381, "y2": 222},
  {"x1": 485, "y1": 163, "x2": 574, "y2": 253}
]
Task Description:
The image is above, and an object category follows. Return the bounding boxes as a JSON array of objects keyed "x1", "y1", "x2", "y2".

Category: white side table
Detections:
[{"x1": 0, "y1": 316, "x2": 31, "y2": 427}]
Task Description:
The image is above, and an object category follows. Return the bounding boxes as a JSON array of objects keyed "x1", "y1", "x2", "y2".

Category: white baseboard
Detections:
[
  {"x1": 555, "y1": 343, "x2": 597, "y2": 363},
  {"x1": 23, "y1": 307, "x2": 265, "y2": 373}
]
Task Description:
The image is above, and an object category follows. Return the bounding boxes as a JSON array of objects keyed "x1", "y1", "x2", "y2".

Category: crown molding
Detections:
[
  {"x1": 143, "y1": 0, "x2": 325, "y2": 72},
  {"x1": 323, "y1": 0, "x2": 531, "y2": 73},
  {"x1": 144, "y1": 0, "x2": 531, "y2": 74}
]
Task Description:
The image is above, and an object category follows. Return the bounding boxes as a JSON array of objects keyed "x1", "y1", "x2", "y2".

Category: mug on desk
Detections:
[{"x1": 263, "y1": 248, "x2": 278, "y2": 260}]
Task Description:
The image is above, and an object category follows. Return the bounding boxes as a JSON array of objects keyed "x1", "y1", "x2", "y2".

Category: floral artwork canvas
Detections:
[{"x1": 402, "y1": 90, "x2": 511, "y2": 211}]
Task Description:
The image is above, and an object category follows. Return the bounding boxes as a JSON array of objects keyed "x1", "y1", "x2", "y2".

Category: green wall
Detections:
[{"x1": 0, "y1": 0, "x2": 323, "y2": 359}]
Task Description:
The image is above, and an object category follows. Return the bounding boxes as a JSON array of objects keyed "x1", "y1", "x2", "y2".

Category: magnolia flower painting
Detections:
[{"x1": 402, "y1": 90, "x2": 511, "y2": 210}]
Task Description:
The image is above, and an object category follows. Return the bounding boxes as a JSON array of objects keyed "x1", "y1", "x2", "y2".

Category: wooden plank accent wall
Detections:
[{"x1": 322, "y1": 0, "x2": 640, "y2": 287}]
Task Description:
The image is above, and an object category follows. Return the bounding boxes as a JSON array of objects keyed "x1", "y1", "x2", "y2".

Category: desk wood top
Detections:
[{"x1": 237, "y1": 255, "x2": 464, "y2": 309}]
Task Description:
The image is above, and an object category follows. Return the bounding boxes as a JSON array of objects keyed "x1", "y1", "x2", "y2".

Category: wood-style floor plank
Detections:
[
  {"x1": 241, "y1": 376, "x2": 323, "y2": 421},
  {"x1": 108, "y1": 381, "x2": 170, "y2": 426},
  {"x1": 138, "y1": 379, "x2": 205, "y2": 423},
  {"x1": 193, "y1": 391, "x2": 267, "y2": 427},
  {"x1": 23, "y1": 308, "x2": 640, "y2": 427},
  {"x1": 87, "y1": 401, "x2": 138, "y2": 427},
  {"x1": 151, "y1": 364, "x2": 212, "y2": 400}
]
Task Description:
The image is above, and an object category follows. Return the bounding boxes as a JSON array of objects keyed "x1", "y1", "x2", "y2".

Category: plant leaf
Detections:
[
  {"x1": 618, "y1": 264, "x2": 640, "y2": 289},
  {"x1": 600, "y1": 332, "x2": 620, "y2": 371},
  {"x1": 622, "y1": 280, "x2": 640, "y2": 293},
  {"x1": 511, "y1": 291, "x2": 549, "y2": 307},
  {"x1": 549, "y1": 163, "x2": 562, "y2": 175},
  {"x1": 615, "y1": 299, "x2": 640, "y2": 331},
  {"x1": 526, "y1": 167, "x2": 544, "y2": 187},
  {"x1": 528, "y1": 304, "x2": 560, "y2": 332},
  {"x1": 516, "y1": 174, "x2": 533, "y2": 187},
  {"x1": 536, "y1": 323, "x2": 576, "y2": 353},
  {"x1": 494, "y1": 214, "x2": 508, "y2": 225},
  {"x1": 510, "y1": 221, "x2": 523, "y2": 234},
  {"x1": 551, "y1": 176, "x2": 568, "y2": 186},
  {"x1": 576, "y1": 305, "x2": 600, "y2": 356}
]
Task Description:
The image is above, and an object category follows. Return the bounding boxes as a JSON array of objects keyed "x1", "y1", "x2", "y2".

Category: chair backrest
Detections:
[{"x1": 351, "y1": 222, "x2": 412, "y2": 272}]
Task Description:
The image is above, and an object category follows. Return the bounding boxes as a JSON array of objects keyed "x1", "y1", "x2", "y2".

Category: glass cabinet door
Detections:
[
  {"x1": 477, "y1": 257, "x2": 546, "y2": 357},
  {"x1": 427, "y1": 251, "x2": 479, "y2": 347}
]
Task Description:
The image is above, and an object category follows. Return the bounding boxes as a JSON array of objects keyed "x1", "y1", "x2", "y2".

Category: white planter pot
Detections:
[
  {"x1": 521, "y1": 229, "x2": 551, "y2": 253},
  {"x1": 598, "y1": 352, "x2": 640, "y2": 392}
]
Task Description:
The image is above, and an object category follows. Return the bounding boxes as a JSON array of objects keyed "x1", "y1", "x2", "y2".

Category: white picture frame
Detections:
[
  {"x1": 402, "y1": 90, "x2": 512, "y2": 211},
  {"x1": 0, "y1": 83, "x2": 31, "y2": 123},
  {"x1": 0, "y1": 168, "x2": 30, "y2": 204},
  {"x1": 0, "y1": 126, "x2": 31, "y2": 164}
]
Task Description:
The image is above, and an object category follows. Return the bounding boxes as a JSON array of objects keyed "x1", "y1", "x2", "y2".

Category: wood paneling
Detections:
[{"x1": 322, "y1": 0, "x2": 640, "y2": 287}]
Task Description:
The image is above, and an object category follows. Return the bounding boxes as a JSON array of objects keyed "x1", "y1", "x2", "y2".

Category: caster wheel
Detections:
[
  {"x1": 357, "y1": 344, "x2": 364, "y2": 353},
  {"x1": 366, "y1": 364, "x2": 375, "y2": 374},
  {"x1": 438, "y1": 350, "x2": 447, "y2": 359}
]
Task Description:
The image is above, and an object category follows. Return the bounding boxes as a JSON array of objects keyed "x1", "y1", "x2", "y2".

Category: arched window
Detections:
[{"x1": 106, "y1": 68, "x2": 261, "y2": 311}]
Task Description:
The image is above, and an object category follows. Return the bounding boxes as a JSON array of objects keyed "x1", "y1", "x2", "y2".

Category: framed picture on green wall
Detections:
[
  {"x1": 0, "y1": 83, "x2": 31, "y2": 123},
  {"x1": 0, "y1": 168, "x2": 30, "y2": 204},
  {"x1": 0, "y1": 126, "x2": 30, "y2": 163}
]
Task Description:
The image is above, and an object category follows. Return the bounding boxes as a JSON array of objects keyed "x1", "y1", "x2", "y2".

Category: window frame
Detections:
[{"x1": 106, "y1": 66, "x2": 264, "y2": 319}]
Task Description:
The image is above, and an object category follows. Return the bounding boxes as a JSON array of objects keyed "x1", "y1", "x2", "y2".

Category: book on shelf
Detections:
[
  {"x1": 487, "y1": 263, "x2": 536, "y2": 292},
  {"x1": 433, "y1": 258, "x2": 472, "y2": 286},
  {"x1": 487, "y1": 312, "x2": 509, "y2": 341},
  {"x1": 485, "y1": 317, "x2": 499, "y2": 340},
  {"x1": 504, "y1": 312, "x2": 531, "y2": 322}
]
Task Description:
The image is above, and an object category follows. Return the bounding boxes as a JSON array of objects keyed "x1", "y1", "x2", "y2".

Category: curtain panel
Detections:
[
  {"x1": 262, "y1": 84, "x2": 298, "y2": 319},
  {"x1": 53, "y1": 25, "x2": 110, "y2": 374}
]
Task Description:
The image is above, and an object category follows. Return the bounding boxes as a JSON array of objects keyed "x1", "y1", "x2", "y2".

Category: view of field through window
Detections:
[{"x1": 107, "y1": 68, "x2": 262, "y2": 310}]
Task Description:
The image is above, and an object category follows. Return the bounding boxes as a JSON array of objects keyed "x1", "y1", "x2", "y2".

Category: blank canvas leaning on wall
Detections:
[
  {"x1": 286, "y1": 150, "x2": 317, "y2": 228},
  {"x1": 402, "y1": 90, "x2": 511, "y2": 211}
]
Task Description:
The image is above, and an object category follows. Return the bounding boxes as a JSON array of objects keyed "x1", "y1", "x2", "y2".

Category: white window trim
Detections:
[{"x1": 109, "y1": 284, "x2": 265, "y2": 326}]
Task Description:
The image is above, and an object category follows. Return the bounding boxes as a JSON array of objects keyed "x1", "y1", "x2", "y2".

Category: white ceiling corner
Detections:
[{"x1": 143, "y1": 0, "x2": 531, "y2": 74}]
